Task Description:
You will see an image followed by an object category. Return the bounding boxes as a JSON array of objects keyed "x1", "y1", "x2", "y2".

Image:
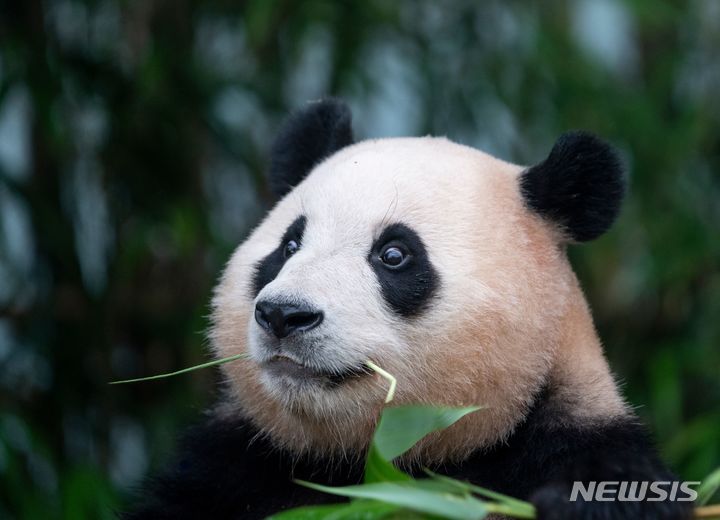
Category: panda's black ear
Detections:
[
  {"x1": 268, "y1": 98, "x2": 354, "y2": 198},
  {"x1": 520, "y1": 131, "x2": 626, "y2": 242}
]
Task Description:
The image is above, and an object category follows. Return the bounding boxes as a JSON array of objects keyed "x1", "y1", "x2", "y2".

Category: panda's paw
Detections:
[{"x1": 529, "y1": 483, "x2": 693, "y2": 520}]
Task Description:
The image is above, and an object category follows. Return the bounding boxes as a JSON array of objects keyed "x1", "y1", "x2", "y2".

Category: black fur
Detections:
[
  {"x1": 520, "y1": 131, "x2": 626, "y2": 242},
  {"x1": 442, "y1": 387, "x2": 692, "y2": 520},
  {"x1": 269, "y1": 99, "x2": 354, "y2": 198},
  {"x1": 252, "y1": 216, "x2": 306, "y2": 297},
  {"x1": 121, "y1": 417, "x2": 362, "y2": 520},
  {"x1": 367, "y1": 223, "x2": 439, "y2": 318},
  {"x1": 123, "y1": 388, "x2": 691, "y2": 519}
]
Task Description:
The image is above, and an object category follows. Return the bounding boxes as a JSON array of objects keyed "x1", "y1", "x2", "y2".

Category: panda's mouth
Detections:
[{"x1": 263, "y1": 355, "x2": 369, "y2": 386}]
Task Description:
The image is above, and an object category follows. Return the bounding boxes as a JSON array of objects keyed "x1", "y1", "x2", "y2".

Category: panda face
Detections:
[
  {"x1": 246, "y1": 139, "x2": 455, "y2": 404},
  {"x1": 251, "y1": 214, "x2": 438, "y2": 393},
  {"x1": 213, "y1": 137, "x2": 559, "y2": 454},
  {"x1": 211, "y1": 100, "x2": 626, "y2": 458}
]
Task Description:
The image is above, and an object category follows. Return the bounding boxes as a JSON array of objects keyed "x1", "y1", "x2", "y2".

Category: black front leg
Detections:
[
  {"x1": 122, "y1": 416, "x2": 358, "y2": 520},
  {"x1": 526, "y1": 420, "x2": 693, "y2": 520},
  {"x1": 443, "y1": 388, "x2": 693, "y2": 520}
]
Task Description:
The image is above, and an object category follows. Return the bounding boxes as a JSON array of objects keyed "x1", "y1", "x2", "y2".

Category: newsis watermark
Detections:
[{"x1": 570, "y1": 481, "x2": 701, "y2": 502}]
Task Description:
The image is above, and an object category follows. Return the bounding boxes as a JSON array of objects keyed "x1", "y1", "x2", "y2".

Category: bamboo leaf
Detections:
[
  {"x1": 365, "y1": 444, "x2": 413, "y2": 484},
  {"x1": 295, "y1": 480, "x2": 488, "y2": 520},
  {"x1": 423, "y1": 469, "x2": 535, "y2": 516},
  {"x1": 698, "y1": 466, "x2": 720, "y2": 506},
  {"x1": 267, "y1": 500, "x2": 401, "y2": 519},
  {"x1": 372, "y1": 405, "x2": 481, "y2": 461}
]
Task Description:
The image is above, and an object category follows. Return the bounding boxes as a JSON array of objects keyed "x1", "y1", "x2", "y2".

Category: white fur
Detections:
[{"x1": 211, "y1": 137, "x2": 629, "y2": 461}]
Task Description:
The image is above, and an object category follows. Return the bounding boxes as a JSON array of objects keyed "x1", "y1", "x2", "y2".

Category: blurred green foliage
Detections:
[{"x1": 0, "y1": 0, "x2": 718, "y2": 518}]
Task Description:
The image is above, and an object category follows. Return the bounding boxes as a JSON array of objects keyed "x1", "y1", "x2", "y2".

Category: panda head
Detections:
[{"x1": 211, "y1": 99, "x2": 626, "y2": 460}]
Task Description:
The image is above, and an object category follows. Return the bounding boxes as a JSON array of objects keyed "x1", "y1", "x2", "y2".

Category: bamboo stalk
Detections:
[
  {"x1": 695, "y1": 505, "x2": 720, "y2": 519},
  {"x1": 109, "y1": 353, "x2": 248, "y2": 384}
]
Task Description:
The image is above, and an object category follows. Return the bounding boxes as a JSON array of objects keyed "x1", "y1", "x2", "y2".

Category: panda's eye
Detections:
[
  {"x1": 283, "y1": 239, "x2": 299, "y2": 259},
  {"x1": 380, "y1": 245, "x2": 408, "y2": 268}
]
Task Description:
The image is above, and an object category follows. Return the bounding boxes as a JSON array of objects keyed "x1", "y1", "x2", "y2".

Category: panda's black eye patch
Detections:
[
  {"x1": 368, "y1": 223, "x2": 439, "y2": 317},
  {"x1": 252, "y1": 216, "x2": 306, "y2": 297}
]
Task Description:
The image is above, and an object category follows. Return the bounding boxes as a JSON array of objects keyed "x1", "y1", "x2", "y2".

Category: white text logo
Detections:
[{"x1": 569, "y1": 481, "x2": 700, "y2": 502}]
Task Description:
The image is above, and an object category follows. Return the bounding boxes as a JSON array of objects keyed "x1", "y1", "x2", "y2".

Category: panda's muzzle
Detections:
[
  {"x1": 254, "y1": 300, "x2": 368, "y2": 387},
  {"x1": 254, "y1": 300, "x2": 324, "y2": 340}
]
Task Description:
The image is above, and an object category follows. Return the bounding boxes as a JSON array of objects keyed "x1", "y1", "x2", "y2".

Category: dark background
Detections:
[{"x1": 1, "y1": 1, "x2": 718, "y2": 518}]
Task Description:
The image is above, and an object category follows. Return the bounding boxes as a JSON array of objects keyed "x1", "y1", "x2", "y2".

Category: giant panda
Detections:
[{"x1": 126, "y1": 99, "x2": 691, "y2": 520}]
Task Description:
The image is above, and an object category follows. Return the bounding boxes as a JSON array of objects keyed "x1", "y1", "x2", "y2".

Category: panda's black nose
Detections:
[{"x1": 254, "y1": 301, "x2": 324, "y2": 339}]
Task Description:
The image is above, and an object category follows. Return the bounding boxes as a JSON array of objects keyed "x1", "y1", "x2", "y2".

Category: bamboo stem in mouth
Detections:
[{"x1": 366, "y1": 361, "x2": 397, "y2": 403}]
